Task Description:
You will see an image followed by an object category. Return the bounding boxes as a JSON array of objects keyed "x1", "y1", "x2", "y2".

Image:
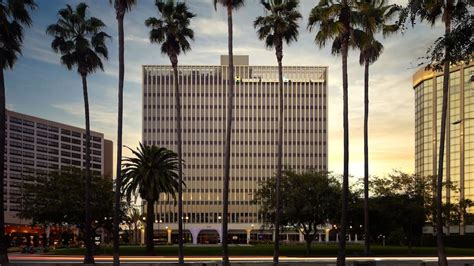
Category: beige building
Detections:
[
  {"x1": 414, "y1": 63, "x2": 474, "y2": 216},
  {"x1": 4, "y1": 110, "x2": 113, "y2": 225},
  {"x1": 142, "y1": 55, "x2": 328, "y2": 244}
]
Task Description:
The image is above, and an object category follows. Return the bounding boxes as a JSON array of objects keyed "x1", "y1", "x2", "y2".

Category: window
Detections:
[
  {"x1": 37, "y1": 131, "x2": 48, "y2": 138},
  {"x1": 61, "y1": 143, "x2": 71, "y2": 150},
  {"x1": 48, "y1": 126, "x2": 58, "y2": 132},
  {"x1": 37, "y1": 123, "x2": 48, "y2": 130},
  {"x1": 10, "y1": 117, "x2": 22, "y2": 125},
  {"x1": 22, "y1": 120, "x2": 34, "y2": 127}
]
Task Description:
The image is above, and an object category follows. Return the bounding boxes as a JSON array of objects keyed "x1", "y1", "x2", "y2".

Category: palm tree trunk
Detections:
[
  {"x1": 145, "y1": 201, "x2": 155, "y2": 255},
  {"x1": 305, "y1": 239, "x2": 312, "y2": 256},
  {"x1": 273, "y1": 43, "x2": 284, "y2": 266},
  {"x1": 81, "y1": 74, "x2": 95, "y2": 265},
  {"x1": 363, "y1": 61, "x2": 370, "y2": 255},
  {"x1": 0, "y1": 68, "x2": 9, "y2": 265},
  {"x1": 337, "y1": 39, "x2": 349, "y2": 266},
  {"x1": 113, "y1": 10, "x2": 125, "y2": 266},
  {"x1": 222, "y1": 4, "x2": 234, "y2": 266},
  {"x1": 171, "y1": 56, "x2": 185, "y2": 265},
  {"x1": 435, "y1": 13, "x2": 451, "y2": 266}
]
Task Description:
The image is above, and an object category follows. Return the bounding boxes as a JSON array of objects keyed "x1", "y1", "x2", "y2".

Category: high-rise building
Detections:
[
  {"x1": 4, "y1": 110, "x2": 113, "y2": 225},
  {"x1": 413, "y1": 64, "x2": 474, "y2": 214},
  {"x1": 142, "y1": 55, "x2": 328, "y2": 244}
]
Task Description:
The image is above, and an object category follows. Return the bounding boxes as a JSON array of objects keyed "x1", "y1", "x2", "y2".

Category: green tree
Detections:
[
  {"x1": 110, "y1": 0, "x2": 137, "y2": 263},
  {"x1": 253, "y1": 0, "x2": 301, "y2": 263},
  {"x1": 308, "y1": 1, "x2": 362, "y2": 265},
  {"x1": 19, "y1": 168, "x2": 116, "y2": 237},
  {"x1": 213, "y1": 1, "x2": 245, "y2": 265},
  {"x1": 403, "y1": 0, "x2": 473, "y2": 263},
  {"x1": 145, "y1": 1, "x2": 195, "y2": 262},
  {"x1": 0, "y1": 0, "x2": 36, "y2": 263},
  {"x1": 46, "y1": 3, "x2": 110, "y2": 264},
  {"x1": 356, "y1": 0, "x2": 400, "y2": 254},
  {"x1": 255, "y1": 170, "x2": 341, "y2": 256},
  {"x1": 370, "y1": 172, "x2": 427, "y2": 250},
  {"x1": 121, "y1": 143, "x2": 182, "y2": 255}
]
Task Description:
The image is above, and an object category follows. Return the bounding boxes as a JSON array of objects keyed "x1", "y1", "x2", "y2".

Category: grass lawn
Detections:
[{"x1": 48, "y1": 244, "x2": 474, "y2": 257}]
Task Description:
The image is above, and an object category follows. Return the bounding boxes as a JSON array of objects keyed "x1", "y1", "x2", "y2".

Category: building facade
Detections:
[
  {"x1": 414, "y1": 64, "x2": 474, "y2": 215},
  {"x1": 4, "y1": 110, "x2": 113, "y2": 225},
  {"x1": 142, "y1": 56, "x2": 328, "y2": 244}
]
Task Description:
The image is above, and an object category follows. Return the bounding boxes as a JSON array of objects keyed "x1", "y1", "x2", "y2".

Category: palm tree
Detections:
[
  {"x1": 356, "y1": 0, "x2": 400, "y2": 254},
  {"x1": 253, "y1": 0, "x2": 301, "y2": 263},
  {"x1": 0, "y1": 1, "x2": 36, "y2": 263},
  {"x1": 122, "y1": 143, "x2": 182, "y2": 255},
  {"x1": 110, "y1": 0, "x2": 136, "y2": 265},
  {"x1": 308, "y1": 1, "x2": 362, "y2": 265},
  {"x1": 125, "y1": 208, "x2": 143, "y2": 245},
  {"x1": 405, "y1": 0, "x2": 471, "y2": 264},
  {"x1": 47, "y1": 4, "x2": 110, "y2": 264},
  {"x1": 213, "y1": 1, "x2": 245, "y2": 265},
  {"x1": 145, "y1": 1, "x2": 195, "y2": 263}
]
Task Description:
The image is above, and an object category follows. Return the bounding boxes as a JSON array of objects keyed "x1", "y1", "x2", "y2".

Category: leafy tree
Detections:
[
  {"x1": 213, "y1": 0, "x2": 245, "y2": 265},
  {"x1": 0, "y1": 0, "x2": 36, "y2": 263},
  {"x1": 370, "y1": 172, "x2": 427, "y2": 249},
  {"x1": 256, "y1": 170, "x2": 341, "y2": 256},
  {"x1": 402, "y1": 0, "x2": 473, "y2": 263},
  {"x1": 145, "y1": 1, "x2": 195, "y2": 262},
  {"x1": 19, "y1": 168, "x2": 117, "y2": 237},
  {"x1": 46, "y1": 3, "x2": 110, "y2": 263},
  {"x1": 110, "y1": 0, "x2": 137, "y2": 264},
  {"x1": 308, "y1": 0, "x2": 363, "y2": 264},
  {"x1": 254, "y1": 0, "x2": 301, "y2": 262},
  {"x1": 355, "y1": 0, "x2": 400, "y2": 254},
  {"x1": 121, "y1": 143, "x2": 182, "y2": 255}
]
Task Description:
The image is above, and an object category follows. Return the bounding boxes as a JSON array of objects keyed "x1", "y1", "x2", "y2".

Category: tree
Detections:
[
  {"x1": 308, "y1": 1, "x2": 362, "y2": 265},
  {"x1": 124, "y1": 208, "x2": 143, "y2": 245},
  {"x1": 213, "y1": 1, "x2": 245, "y2": 265},
  {"x1": 356, "y1": 0, "x2": 400, "y2": 254},
  {"x1": 403, "y1": 0, "x2": 473, "y2": 264},
  {"x1": 0, "y1": 0, "x2": 36, "y2": 263},
  {"x1": 255, "y1": 170, "x2": 341, "y2": 256},
  {"x1": 253, "y1": 1, "x2": 301, "y2": 263},
  {"x1": 46, "y1": 4, "x2": 110, "y2": 263},
  {"x1": 370, "y1": 172, "x2": 427, "y2": 249},
  {"x1": 121, "y1": 143, "x2": 182, "y2": 255},
  {"x1": 145, "y1": 1, "x2": 195, "y2": 262},
  {"x1": 19, "y1": 168, "x2": 116, "y2": 236},
  {"x1": 110, "y1": 0, "x2": 137, "y2": 264}
]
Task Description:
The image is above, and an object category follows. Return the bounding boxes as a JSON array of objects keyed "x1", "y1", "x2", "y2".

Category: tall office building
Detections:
[
  {"x1": 414, "y1": 63, "x2": 474, "y2": 214},
  {"x1": 4, "y1": 110, "x2": 113, "y2": 225},
  {"x1": 142, "y1": 55, "x2": 328, "y2": 243}
]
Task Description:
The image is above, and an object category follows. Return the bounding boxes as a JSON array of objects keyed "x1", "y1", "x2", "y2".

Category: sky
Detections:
[{"x1": 4, "y1": 0, "x2": 445, "y2": 179}]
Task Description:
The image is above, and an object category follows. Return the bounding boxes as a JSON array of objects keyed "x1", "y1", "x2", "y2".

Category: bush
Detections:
[
  {"x1": 421, "y1": 234, "x2": 474, "y2": 248},
  {"x1": 248, "y1": 240, "x2": 274, "y2": 245}
]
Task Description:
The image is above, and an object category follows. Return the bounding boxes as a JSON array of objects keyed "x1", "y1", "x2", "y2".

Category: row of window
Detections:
[
  {"x1": 144, "y1": 104, "x2": 326, "y2": 110},
  {"x1": 144, "y1": 129, "x2": 327, "y2": 134},
  {"x1": 144, "y1": 117, "x2": 327, "y2": 122},
  {"x1": 180, "y1": 164, "x2": 326, "y2": 170},
  {"x1": 144, "y1": 92, "x2": 326, "y2": 98},
  {"x1": 143, "y1": 140, "x2": 326, "y2": 146},
  {"x1": 153, "y1": 212, "x2": 258, "y2": 224},
  {"x1": 157, "y1": 200, "x2": 256, "y2": 206}
]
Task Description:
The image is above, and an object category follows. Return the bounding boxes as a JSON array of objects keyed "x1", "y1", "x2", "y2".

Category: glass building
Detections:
[
  {"x1": 414, "y1": 63, "x2": 474, "y2": 214},
  {"x1": 142, "y1": 55, "x2": 328, "y2": 244}
]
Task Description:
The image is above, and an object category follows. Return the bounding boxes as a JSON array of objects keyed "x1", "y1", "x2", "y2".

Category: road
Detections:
[{"x1": 7, "y1": 254, "x2": 474, "y2": 265}]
